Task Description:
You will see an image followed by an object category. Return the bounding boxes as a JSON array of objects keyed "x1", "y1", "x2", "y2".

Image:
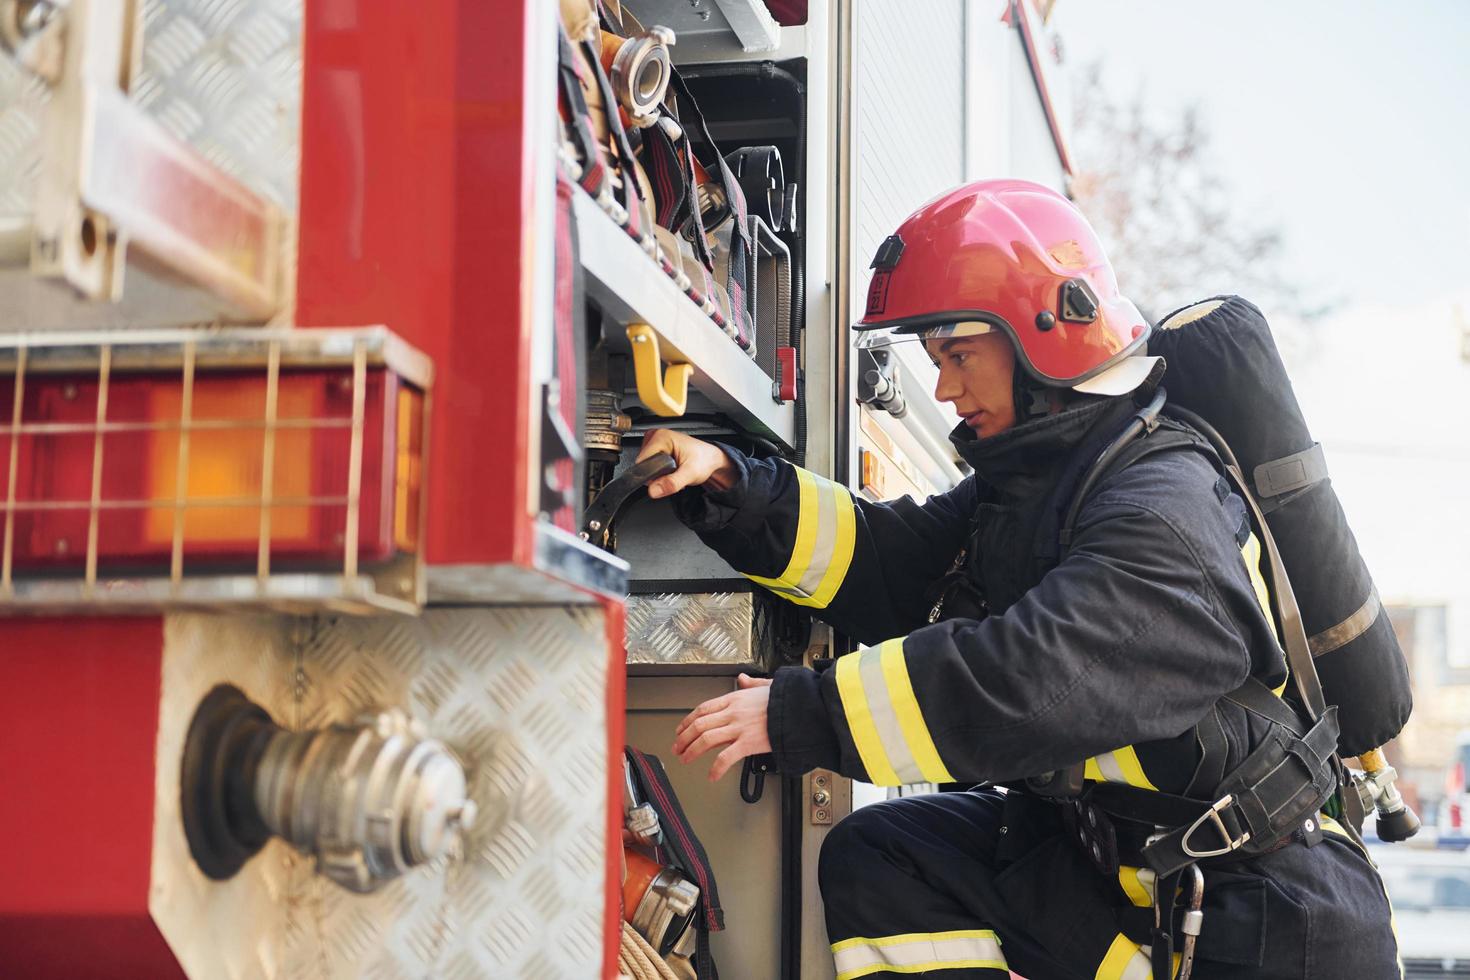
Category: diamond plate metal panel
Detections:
[
  {"x1": 134, "y1": 0, "x2": 303, "y2": 210},
  {"x1": 0, "y1": 0, "x2": 301, "y2": 226},
  {"x1": 626, "y1": 591, "x2": 760, "y2": 667},
  {"x1": 0, "y1": 53, "x2": 47, "y2": 223},
  {"x1": 151, "y1": 607, "x2": 610, "y2": 979}
]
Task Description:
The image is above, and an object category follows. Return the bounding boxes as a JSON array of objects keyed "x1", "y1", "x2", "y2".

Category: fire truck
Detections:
[{"x1": 0, "y1": 1, "x2": 1075, "y2": 976}]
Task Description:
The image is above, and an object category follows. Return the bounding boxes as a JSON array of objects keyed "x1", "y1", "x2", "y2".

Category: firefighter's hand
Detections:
[
  {"x1": 672, "y1": 675, "x2": 773, "y2": 782},
  {"x1": 638, "y1": 428, "x2": 738, "y2": 499}
]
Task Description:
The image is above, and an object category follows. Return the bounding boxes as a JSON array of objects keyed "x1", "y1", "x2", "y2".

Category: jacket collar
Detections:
[{"x1": 949, "y1": 395, "x2": 1138, "y2": 499}]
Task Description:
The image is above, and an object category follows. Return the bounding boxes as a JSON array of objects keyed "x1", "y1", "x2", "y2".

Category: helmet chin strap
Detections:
[{"x1": 1013, "y1": 370, "x2": 1053, "y2": 420}]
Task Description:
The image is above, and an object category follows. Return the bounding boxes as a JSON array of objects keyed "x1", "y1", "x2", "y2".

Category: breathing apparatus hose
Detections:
[{"x1": 1059, "y1": 387, "x2": 1167, "y2": 550}]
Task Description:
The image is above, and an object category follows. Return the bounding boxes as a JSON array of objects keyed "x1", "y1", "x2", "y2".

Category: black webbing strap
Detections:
[
  {"x1": 1163, "y1": 406, "x2": 1330, "y2": 723},
  {"x1": 1150, "y1": 868, "x2": 1183, "y2": 980},
  {"x1": 642, "y1": 121, "x2": 692, "y2": 231},
  {"x1": 581, "y1": 39, "x2": 646, "y2": 241},
  {"x1": 626, "y1": 749, "x2": 726, "y2": 932},
  {"x1": 1184, "y1": 704, "x2": 1229, "y2": 800},
  {"x1": 1087, "y1": 684, "x2": 1340, "y2": 877},
  {"x1": 556, "y1": 28, "x2": 608, "y2": 197},
  {"x1": 668, "y1": 69, "x2": 755, "y2": 349}
]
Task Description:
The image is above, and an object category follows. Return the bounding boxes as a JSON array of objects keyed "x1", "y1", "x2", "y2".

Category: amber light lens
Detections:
[{"x1": 0, "y1": 368, "x2": 424, "y2": 572}]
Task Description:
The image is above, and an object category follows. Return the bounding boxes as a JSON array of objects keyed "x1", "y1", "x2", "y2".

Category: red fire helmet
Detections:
[{"x1": 856, "y1": 179, "x2": 1153, "y2": 394}]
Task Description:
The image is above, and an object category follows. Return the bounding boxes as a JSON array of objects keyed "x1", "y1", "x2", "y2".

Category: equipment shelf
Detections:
[
  {"x1": 573, "y1": 185, "x2": 795, "y2": 448},
  {"x1": 622, "y1": 0, "x2": 796, "y2": 64}
]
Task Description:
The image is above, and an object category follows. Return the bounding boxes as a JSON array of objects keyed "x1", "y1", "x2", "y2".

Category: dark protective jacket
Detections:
[{"x1": 674, "y1": 392, "x2": 1399, "y2": 977}]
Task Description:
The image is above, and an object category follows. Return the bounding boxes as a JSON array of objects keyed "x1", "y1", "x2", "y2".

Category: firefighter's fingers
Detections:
[
  {"x1": 735, "y1": 674, "x2": 773, "y2": 689},
  {"x1": 673, "y1": 707, "x2": 731, "y2": 754},
  {"x1": 708, "y1": 741, "x2": 751, "y2": 783},
  {"x1": 640, "y1": 428, "x2": 698, "y2": 499},
  {"x1": 635, "y1": 428, "x2": 680, "y2": 463},
  {"x1": 641, "y1": 429, "x2": 731, "y2": 499},
  {"x1": 677, "y1": 725, "x2": 737, "y2": 765},
  {"x1": 673, "y1": 693, "x2": 731, "y2": 739}
]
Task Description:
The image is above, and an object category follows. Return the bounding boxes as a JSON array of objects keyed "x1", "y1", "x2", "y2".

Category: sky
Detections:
[
  {"x1": 1051, "y1": 2, "x2": 1470, "y2": 641},
  {"x1": 1054, "y1": 0, "x2": 1470, "y2": 312}
]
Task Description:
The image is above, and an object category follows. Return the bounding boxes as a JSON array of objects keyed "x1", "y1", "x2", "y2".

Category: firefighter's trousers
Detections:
[{"x1": 817, "y1": 788, "x2": 1400, "y2": 980}]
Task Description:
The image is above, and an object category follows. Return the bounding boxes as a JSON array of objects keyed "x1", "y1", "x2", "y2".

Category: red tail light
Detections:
[{"x1": 0, "y1": 329, "x2": 430, "y2": 606}]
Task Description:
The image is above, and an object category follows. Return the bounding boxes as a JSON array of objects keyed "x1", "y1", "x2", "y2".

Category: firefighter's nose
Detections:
[{"x1": 933, "y1": 365, "x2": 962, "y2": 405}]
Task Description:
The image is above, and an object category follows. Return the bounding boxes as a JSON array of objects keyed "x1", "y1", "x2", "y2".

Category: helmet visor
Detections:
[{"x1": 853, "y1": 320, "x2": 995, "y2": 351}]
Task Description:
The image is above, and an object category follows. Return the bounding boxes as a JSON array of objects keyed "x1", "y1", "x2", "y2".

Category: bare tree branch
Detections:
[{"x1": 1068, "y1": 63, "x2": 1324, "y2": 326}]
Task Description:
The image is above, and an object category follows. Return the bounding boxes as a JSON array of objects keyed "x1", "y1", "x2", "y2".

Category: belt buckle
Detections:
[{"x1": 1181, "y1": 794, "x2": 1251, "y2": 859}]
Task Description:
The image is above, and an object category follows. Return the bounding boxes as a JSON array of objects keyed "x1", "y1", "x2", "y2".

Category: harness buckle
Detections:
[{"x1": 1180, "y1": 794, "x2": 1251, "y2": 859}]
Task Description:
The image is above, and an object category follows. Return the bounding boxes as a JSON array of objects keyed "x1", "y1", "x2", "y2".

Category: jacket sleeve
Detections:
[
  {"x1": 674, "y1": 444, "x2": 977, "y2": 644},
  {"x1": 765, "y1": 453, "x2": 1257, "y2": 783}
]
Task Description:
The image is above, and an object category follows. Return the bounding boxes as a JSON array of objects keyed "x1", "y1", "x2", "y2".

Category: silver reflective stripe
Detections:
[
  {"x1": 1119, "y1": 949, "x2": 1153, "y2": 980},
  {"x1": 1093, "y1": 752, "x2": 1128, "y2": 784},
  {"x1": 832, "y1": 930, "x2": 1006, "y2": 980},
  {"x1": 1309, "y1": 587, "x2": 1381, "y2": 658},
  {"x1": 858, "y1": 645, "x2": 922, "y2": 785},
  {"x1": 798, "y1": 478, "x2": 838, "y2": 596},
  {"x1": 745, "y1": 468, "x2": 857, "y2": 609}
]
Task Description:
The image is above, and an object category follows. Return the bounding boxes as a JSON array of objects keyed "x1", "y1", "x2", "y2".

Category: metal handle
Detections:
[{"x1": 579, "y1": 452, "x2": 678, "y2": 549}]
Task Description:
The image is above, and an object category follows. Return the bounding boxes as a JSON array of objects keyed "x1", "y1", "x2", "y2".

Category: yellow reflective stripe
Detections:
[
  {"x1": 1111, "y1": 746, "x2": 1157, "y2": 791},
  {"x1": 1241, "y1": 533, "x2": 1272, "y2": 624},
  {"x1": 1084, "y1": 746, "x2": 1158, "y2": 791},
  {"x1": 1241, "y1": 532, "x2": 1289, "y2": 695},
  {"x1": 746, "y1": 469, "x2": 857, "y2": 610},
  {"x1": 832, "y1": 929, "x2": 1006, "y2": 979},
  {"x1": 1318, "y1": 813, "x2": 1351, "y2": 839},
  {"x1": 803, "y1": 483, "x2": 856, "y2": 608},
  {"x1": 1095, "y1": 935, "x2": 1179, "y2": 980},
  {"x1": 746, "y1": 468, "x2": 820, "y2": 589},
  {"x1": 1118, "y1": 865, "x2": 1154, "y2": 908},
  {"x1": 878, "y1": 640, "x2": 955, "y2": 784},
  {"x1": 836, "y1": 651, "x2": 901, "y2": 786},
  {"x1": 836, "y1": 959, "x2": 1007, "y2": 979}
]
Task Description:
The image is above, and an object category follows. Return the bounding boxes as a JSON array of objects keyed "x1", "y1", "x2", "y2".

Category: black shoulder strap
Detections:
[{"x1": 1164, "y1": 406, "x2": 1329, "y2": 723}]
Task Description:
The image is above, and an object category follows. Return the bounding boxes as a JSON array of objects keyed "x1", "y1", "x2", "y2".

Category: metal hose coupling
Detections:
[
  {"x1": 181, "y1": 685, "x2": 477, "y2": 893},
  {"x1": 601, "y1": 26, "x2": 676, "y2": 129}
]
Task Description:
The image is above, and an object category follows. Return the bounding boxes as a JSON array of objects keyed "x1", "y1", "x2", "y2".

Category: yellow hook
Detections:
[{"x1": 626, "y1": 323, "x2": 692, "y2": 417}]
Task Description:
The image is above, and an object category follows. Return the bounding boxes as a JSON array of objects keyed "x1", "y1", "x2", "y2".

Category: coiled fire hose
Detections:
[{"x1": 619, "y1": 921, "x2": 679, "y2": 980}]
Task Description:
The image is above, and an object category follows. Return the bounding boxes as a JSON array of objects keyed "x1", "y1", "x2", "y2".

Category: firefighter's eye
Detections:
[{"x1": 949, "y1": 353, "x2": 969, "y2": 368}]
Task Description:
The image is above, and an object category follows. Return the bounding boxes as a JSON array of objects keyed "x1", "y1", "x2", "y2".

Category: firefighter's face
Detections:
[{"x1": 926, "y1": 332, "x2": 1017, "y2": 438}]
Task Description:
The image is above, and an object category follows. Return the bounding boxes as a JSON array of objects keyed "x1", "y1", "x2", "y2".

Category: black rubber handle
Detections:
[{"x1": 580, "y1": 452, "x2": 678, "y2": 547}]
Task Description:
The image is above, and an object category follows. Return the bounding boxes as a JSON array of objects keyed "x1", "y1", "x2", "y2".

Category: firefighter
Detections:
[{"x1": 640, "y1": 180, "x2": 1399, "y2": 979}]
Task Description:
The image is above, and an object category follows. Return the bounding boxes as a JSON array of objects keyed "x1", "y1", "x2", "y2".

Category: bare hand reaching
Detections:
[
  {"x1": 672, "y1": 675, "x2": 774, "y2": 781},
  {"x1": 637, "y1": 428, "x2": 739, "y2": 499}
]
